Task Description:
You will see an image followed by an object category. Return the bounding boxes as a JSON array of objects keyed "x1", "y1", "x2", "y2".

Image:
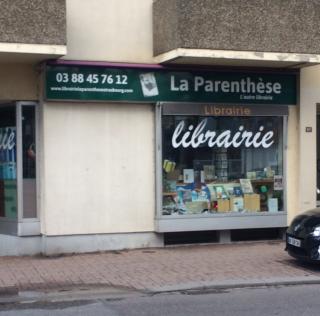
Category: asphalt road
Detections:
[{"x1": 0, "y1": 284, "x2": 320, "y2": 315}]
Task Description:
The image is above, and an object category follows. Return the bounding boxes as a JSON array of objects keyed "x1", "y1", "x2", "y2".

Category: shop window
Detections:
[
  {"x1": 0, "y1": 106, "x2": 17, "y2": 219},
  {"x1": 161, "y1": 114, "x2": 284, "y2": 216}
]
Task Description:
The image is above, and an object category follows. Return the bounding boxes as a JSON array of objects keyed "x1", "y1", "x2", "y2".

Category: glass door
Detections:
[
  {"x1": 0, "y1": 102, "x2": 38, "y2": 236},
  {"x1": 16, "y1": 102, "x2": 39, "y2": 236}
]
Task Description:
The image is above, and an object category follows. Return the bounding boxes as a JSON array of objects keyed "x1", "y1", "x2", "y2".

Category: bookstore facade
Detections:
[
  {"x1": 2, "y1": 0, "x2": 320, "y2": 255},
  {"x1": 46, "y1": 62, "x2": 297, "y2": 237},
  {"x1": 157, "y1": 102, "x2": 288, "y2": 233}
]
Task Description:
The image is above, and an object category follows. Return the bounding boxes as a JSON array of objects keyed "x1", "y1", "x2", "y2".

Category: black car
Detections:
[{"x1": 286, "y1": 208, "x2": 320, "y2": 261}]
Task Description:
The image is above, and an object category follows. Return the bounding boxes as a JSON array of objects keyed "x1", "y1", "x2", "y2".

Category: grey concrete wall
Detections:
[
  {"x1": 153, "y1": 0, "x2": 320, "y2": 55},
  {"x1": 0, "y1": 0, "x2": 66, "y2": 45}
]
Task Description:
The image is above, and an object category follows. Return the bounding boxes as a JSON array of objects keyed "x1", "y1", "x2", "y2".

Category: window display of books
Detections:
[
  {"x1": 162, "y1": 160, "x2": 283, "y2": 215},
  {"x1": 162, "y1": 181, "x2": 284, "y2": 215}
]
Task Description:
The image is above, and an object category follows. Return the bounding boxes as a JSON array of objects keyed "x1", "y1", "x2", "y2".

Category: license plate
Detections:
[{"x1": 287, "y1": 236, "x2": 301, "y2": 247}]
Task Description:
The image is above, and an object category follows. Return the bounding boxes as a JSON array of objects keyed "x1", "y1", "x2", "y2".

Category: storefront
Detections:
[
  {"x1": 157, "y1": 103, "x2": 288, "y2": 232},
  {"x1": 45, "y1": 62, "x2": 297, "y2": 240},
  {"x1": 0, "y1": 0, "x2": 318, "y2": 255}
]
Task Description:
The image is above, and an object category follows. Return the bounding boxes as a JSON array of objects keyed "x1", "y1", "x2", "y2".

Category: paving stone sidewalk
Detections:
[{"x1": 0, "y1": 240, "x2": 319, "y2": 294}]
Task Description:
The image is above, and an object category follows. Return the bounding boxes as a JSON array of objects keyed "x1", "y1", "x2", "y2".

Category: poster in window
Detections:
[{"x1": 274, "y1": 175, "x2": 283, "y2": 191}]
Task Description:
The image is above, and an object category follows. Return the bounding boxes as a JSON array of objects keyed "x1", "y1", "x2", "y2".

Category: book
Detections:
[
  {"x1": 244, "y1": 194, "x2": 260, "y2": 212},
  {"x1": 226, "y1": 187, "x2": 235, "y2": 197},
  {"x1": 223, "y1": 183, "x2": 236, "y2": 197},
  {"x1": 214, "y1": 185, "x2": 227, "y2": 199},
  {"x1": 246, "y1": 171, "x2": 256, "y2": 180},
  {"x1": 198, "y1": 186, "x2": 210, "y2": 201},
  {"x1": 183, "y1": 169, "x2": 194, "y2": 183},
  {"x1": 163, "y1": 159, "x2": 176, "y2": 173},
  {"x1": 274, "y1": 175, "x2": 283, "y2": 191},
  {"x1": 233, "y1": 186, "x2": 243, "y2": 196},
  {"x1": 256, "y1": 170, "x2": 265, "y2": 179},
  {"x1": 217, "y1": 199, "x2": 230, "y2": 212},
  {"x1": 240, "y1": 179, "x2": 253, "y2": 194},
  {"x1": 230, "y1": 196, "x2": 244, "y2": 212},
  {"x1": 268, "y1": 198, "x2": 278, "y2": 212}
]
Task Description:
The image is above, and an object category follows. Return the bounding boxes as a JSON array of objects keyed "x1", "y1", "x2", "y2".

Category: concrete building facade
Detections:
[{"x1": 0, "y1": 0, "x2": 319, "y2": 255}]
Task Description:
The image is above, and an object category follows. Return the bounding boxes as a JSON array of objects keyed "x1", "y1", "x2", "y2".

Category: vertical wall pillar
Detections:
[{"x1": 299, "y1": 66, "x2": 320, "y2": 213}]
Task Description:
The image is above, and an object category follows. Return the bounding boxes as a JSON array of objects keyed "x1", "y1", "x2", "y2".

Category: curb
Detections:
[
  {"x1": 1, "y1": 277, "x2": 320, "y2": 304},
  {"x1": 0, "y1": 286, "x2": 143, "y2": 305},
  {"x1": 145, "y1": 276, "x2": 320, "y2": 294}
]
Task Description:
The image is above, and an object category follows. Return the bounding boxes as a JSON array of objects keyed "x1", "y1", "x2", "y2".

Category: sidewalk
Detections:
[{"x1": 0, "y1": 240, "x2": 319, "y2": 297}]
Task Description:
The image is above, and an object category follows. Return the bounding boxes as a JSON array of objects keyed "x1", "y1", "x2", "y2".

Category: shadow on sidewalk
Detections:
[{"x1": 279, "y1": 257, "x2": 320, "y2": 273}]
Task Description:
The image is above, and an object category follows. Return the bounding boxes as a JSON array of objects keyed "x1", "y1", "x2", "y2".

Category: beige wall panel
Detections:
[
  {"x1": 299, "y1": 65, "x2": 320, "y2": 213},
  {"x1": 65, "y1": 0, "x2": 153, "y2": 63},
  {"x1": 42, "y1": 102, "x2": 155, "y2": 235},
  {"x1": 286, "y1": 106, "x2": 300, "y2": 224},
  {"x1": 0, "y1": 64, "x2": 37, "y2": 100}
]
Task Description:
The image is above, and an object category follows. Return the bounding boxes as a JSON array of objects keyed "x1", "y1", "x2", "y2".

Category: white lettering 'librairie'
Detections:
[
  {"x1": 171, "y1": 119, "x2": 274, "y2": 149},
  {"x1": 0, "y1": 128, "x2": 15, "y2": 151}
]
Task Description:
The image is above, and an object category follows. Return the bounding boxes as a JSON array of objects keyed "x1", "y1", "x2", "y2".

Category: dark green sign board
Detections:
[{"x1": 46, "y1": 65, "x2": 297, "y2": 105}]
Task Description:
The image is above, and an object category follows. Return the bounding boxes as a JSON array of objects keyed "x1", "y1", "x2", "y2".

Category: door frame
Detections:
[{"x1": 0, "y1": 102, "x2": 40, "y2": 236}]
